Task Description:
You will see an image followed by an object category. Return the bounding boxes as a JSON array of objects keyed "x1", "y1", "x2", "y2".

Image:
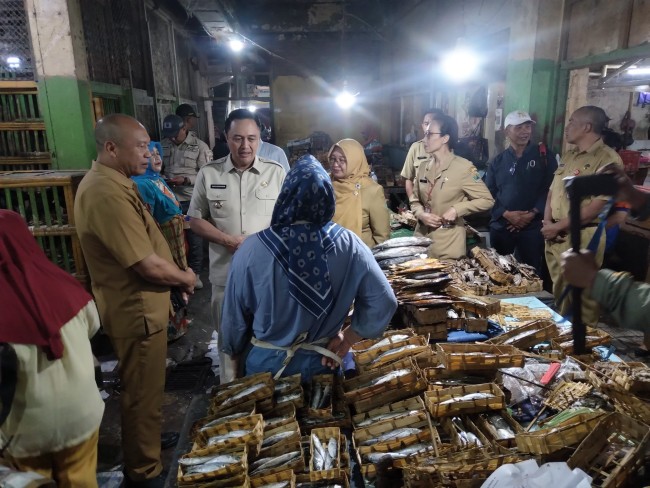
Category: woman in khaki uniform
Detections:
[
  {"x1": 329, "y1": 138, "x2": 391, "y2": 247},
  {"x1": 410, "y1": 113, "x2": 494, "y2": 258}
]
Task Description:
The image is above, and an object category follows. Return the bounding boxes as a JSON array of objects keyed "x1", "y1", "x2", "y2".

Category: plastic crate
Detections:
[{"x1": 619, "y1": 150, "x2": 641, "y2": 173}]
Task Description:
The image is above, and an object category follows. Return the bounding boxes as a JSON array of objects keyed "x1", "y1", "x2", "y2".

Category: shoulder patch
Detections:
[{"x1": 258, "y1": 157, "x2": 285, "y2": 169}]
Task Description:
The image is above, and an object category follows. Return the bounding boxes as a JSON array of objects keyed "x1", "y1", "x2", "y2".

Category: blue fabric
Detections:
[
  {"x1": 220, "y1": 229, "x2": 397, "y2": 356},
  {"x1": 132, "y1": 141, "x2": 181, "y2": 224},
  {"x1": 258, "y1": 155, "x2": 345, "y2": 319},
  {"x1": 446, "y1": 330, "x2": 489, "y2": 342},
  {"x1": 484, "y1": 143, "x2": 557, "y2": 231}
]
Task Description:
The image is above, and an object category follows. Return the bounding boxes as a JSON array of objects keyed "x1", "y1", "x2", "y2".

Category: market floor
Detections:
[{"x1": 92, "y1": 272, "x2": 650, "y2": 487}]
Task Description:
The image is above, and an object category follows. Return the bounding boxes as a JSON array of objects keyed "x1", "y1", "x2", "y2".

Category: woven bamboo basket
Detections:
[
  {"x1": 423, "y1": 366, "x2": 496, "y2": 391},
  {"x1": 403, "y1": 303, "x2": 448, "y2": 326},
  {"x1": 177, "y1": 446, "x2": 248, "y2": 485},
  {"x1": 464, "y1": 318, "x2": 488, "y2": 333},
  {"x1": 354, "y1": 334, "x2": 428, "y2": 368},
  {"x1": 193, "y1": 415, "x2": 264, "y2": 457},
  {"x1": 474, "y1": 410, "x2": 523, "y2": 449},
  {"x1": 436, "y1": 344, "x2": 524, "y2": 371},
  {"x1": 515, "y1": 410, "x2": 606, "y2": 455},
  {"x1": 258, "y1": 420, "x2": 301, "y2": 458},
  {"x1": 471, "y1": 248, "x2": 512, "y2": 285},
  {"x1": 210, "y1": 373, "x2": 274, "y2": 414},
  {"x1": 353, "y1": 410, "x2": 431, "y2": 450},
  {"x1": 348, "y1": 370, "x2": 427, "y2": 414},
  {"x1": 449, "y1": 294, "x2": 501, "y2": 317},
  {"x1": 357, "y1": 343, "x2": 434, "y2": 374},
  {"x1": 356, "y1": 433, "x2": 436, "y2": 480},
  {"x1": 486, "y1": 319, "x2": 558, "y2": 350},
  {"x1": 551, "y1": 327, "x2": 612, "y2": 355},
  {"x1": 250, "y1": 468, "x2": 295, "y2": 488},
  {"x1": 295, "y1": 472, "x2": 350, "y2": 487},
  {"x1": 309, "y1": 427, "x2": 343, "y2": 481},
  {"x1": 543, "y1": 381, "x2": 593, "y2": 410},
  {"x1": 412, "y1": 323, "x2": 448, "y2": 341},
  {"x1": 275, "y1": 384, "x2": 304, "y2": 410},
  {"x1": 351, "y1": 329, "x2": 416, "y2": 353},
  {"x1": 609, "y1": 362, "x2": 650, "y2": 394},
  {"x1": 249, "y1": 438, "x2": 304, "y2": 477},
  {"x1": 178, "y1": 473, "x2": 251, "y2": 488},
  {"x1": 568, "y1": 412, "x2": 650, "y2": 488},
  {"x1": 425, "y1": 383, "x2": 506, "y2": 417},
  {"x1": 305, "y1": 374, "x2": 335, "y2": 418},
  {"x1": 343, "y1": 358, "x2": 421, "y2": 399},
  {"x1": 339, "y1": 433, "x2": 350, "y2": 469},
  {"x1": 190, "y1": 409, "x2": 256, "y2": 441},
  {"x1": 352, "y1": 396, "x2": 425, "y2": 429},
  {"x1": 600, "y1": 383, "x2": 650, "y2": 425},
  {"x1": 262, "y1": 403, "x2": 296, "y2": 431}
]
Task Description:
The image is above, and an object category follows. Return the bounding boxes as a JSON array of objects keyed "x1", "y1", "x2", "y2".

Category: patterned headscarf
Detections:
[{"x1": 258, "y1": 155, "x2": 345, "y2": 319}]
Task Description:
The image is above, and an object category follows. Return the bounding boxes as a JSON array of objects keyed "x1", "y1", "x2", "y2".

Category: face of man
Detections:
[
  {"x1": 112, "y1": 123, "x2": 151, "y2": 177},
  {"x1": 564, "y1": 110, "x2": 589, "y2": 145},
  {"x1": 505, "y1": 121, "x2": 533, "y2": 148},
  {"x1": 171, "y1": 126, "x2": 188, "y2": 146},
  {"x1": 227, "y1": 119, "x2": 260, "y2": 169},
  {"x1": 184, "y1": 116, "x2": 197, "y2": 131}
]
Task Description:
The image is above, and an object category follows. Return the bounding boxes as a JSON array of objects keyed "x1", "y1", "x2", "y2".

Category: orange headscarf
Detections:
[{"x1": 329, "y1": 139, "x2": 375, "y2": 238}]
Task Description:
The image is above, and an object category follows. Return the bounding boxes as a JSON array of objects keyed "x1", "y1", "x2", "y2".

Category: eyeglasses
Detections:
[
  {"x1": 424, "y1": 131, "x2": 442, "y2": 138},
  {"x1": 329, "y1": 157, "x2": 347, "y2": 165}
]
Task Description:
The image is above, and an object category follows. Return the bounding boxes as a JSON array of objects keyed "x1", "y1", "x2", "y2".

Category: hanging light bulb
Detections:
[
  {"x1": 440, "y1": 40, "x2": 480, "y2": 83},
  {"x1": 335, "y1": 80, "x2": 357, "y2": 109},
  {"x1": 229, "y1": 39, "x2": 244, "y2": 53}
]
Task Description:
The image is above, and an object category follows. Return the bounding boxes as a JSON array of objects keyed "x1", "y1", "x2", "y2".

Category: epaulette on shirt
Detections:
[{"x1": 257, "y1": 156, "x2": 285, "y2": 169}]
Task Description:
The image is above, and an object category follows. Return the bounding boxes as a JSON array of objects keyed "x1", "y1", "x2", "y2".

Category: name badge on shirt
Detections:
[{"x1": 210, "y1": 184, "x2": 227, "y2": 189}]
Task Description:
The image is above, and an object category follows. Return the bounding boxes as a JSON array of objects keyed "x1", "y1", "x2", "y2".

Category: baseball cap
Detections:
[
  {"x1": 504, "y1": 110, "x2": 535, "y2": 128},
  {"x1": 161, "y1": 114, "x2": 184, "y2": 139},
  {"x1": 175, "y1": 104, "x2": 199, "y2": 118}
]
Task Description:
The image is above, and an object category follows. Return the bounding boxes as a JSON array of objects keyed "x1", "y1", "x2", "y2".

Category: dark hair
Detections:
[
  {"x1": 423, "y1": 108, "x2": 444, "y2": 119},
  {"x1": 601, "y1": 127, "x2": 624, "y2": 151},
  {"x1": 225, "y1": 109, "x2": 262, "y2": 134},
  {"x1": 577, "y1": 106, "x2": 610, "y2": 135},
  {"x1": 431, "y1": 113, "x2": 459, "y2": 151}
]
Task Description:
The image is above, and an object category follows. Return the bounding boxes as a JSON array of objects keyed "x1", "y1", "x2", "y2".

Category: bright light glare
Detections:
[
  {"x1": 440, "y1": 48, "x2": 479, "y2": 83},
  {"x1": 335, "y1": 91, "x2": 356, "y2": 109},
  {"x1": 627, "y1": 67, "x2": 650, "y2": 76},
  {"x1": 247, "y1": 105, "x2": 257, "y2": 112},
  {"x1": 6, "y1": 56, "x2": 20, "y2": 68},
  {"x1": 229, "y1": 39, "x2": 244, "y2": 52}
]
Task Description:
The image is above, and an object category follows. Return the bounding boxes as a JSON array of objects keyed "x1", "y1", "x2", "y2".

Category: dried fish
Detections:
[
  {"x1": 361, "y1": 427, "x2": 422, "y2": 446},
  {"x1": 179, "y1": 454, "x2": 240, "y2": 467},
  {"x1": 356, "y1": 368, "x2": 412, "y2": 389},
  {"x1": 312, "y1": 434, "x2": 326, "y2": 470},
  {"x1": 199, "y1": 412, "x2": 250, "y2": 432},
  {"x1": 185, "y1": 460, "x2": 238, "y2": 475},
  {"x1": 274, "y1": 381, "x2": 295, "y2": 393},
  {"x1": 311, "y1": 384, "x2": 323, "y2": 410},
  {"x1": 222, "y1": 383, "x2": 266, "y2": 405},
  {"x1": 207, "y1": 429, "x2": 251, "y2": 446},
  {"x1": 372, "y1": 236, "x2": 433, "y2": 252},
  {"x1": 356, "y1": 409, "x2": 420, "y2": 427},
  {"x1": 264, "y1": 414, "x2": 293, "y2": 427},
  {"x1": 374, "y1": 246, "x2": 429, "y2": 261},
  {"x1": 486, "y1": 414, "x2": 515, "y2": 439},
  {"x1": 250, "y1": 451, "x2": 302, "y2": 475},
  {"x1": 365, "y1": 334, "x2": 410, "y2": 351},
  {"x1": 379, "y1": 256, "x2": 421, "y2": 269},
  {"x1": 370, "y1": 344, "x2": 419, "y2": 365},
  {"x1": 262, "y1": 430, "x2": 295, "y2": 448},
  {"x1": 257, "y1": 483, "x2": 290, "y2": 488},
  {"x1": 365, "y1": 443, "x2": 433, "y2": 463},
  {"x1": 276, "y1": 391, "x2": 302, "y2": 404},
  {"x1": 439, "y1": 392, "x2": 495, "y2": 405}
]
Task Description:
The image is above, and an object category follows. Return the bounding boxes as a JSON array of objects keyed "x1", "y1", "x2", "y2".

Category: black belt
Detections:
[{"x1": 582, "y1": 223, "x2": 599, "y2": 228}]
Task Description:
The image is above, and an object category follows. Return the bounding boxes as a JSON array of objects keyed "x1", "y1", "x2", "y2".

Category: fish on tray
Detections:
[
  {"x1": 379, "y1": 256, "x2": 422, "y2": 269},
  {"x1": 206, "y1": 429, "x2": 252, "y2": 446},
  {"x1": 250, "y1": 451, "x2": 302, "y2": 475},
  {"x1": 198, "y1": 411, "x2": 250, "y2": 432},
  {"x1": 276, "y1": 391, "x2": 302, "y2": 404},
  {"x1": 363, "y1": 334, "x2": 411, "y2": 351},
  {"x1": 356, "y1": 409, "x2": 421, "y2": 428},
  {"x1": 310, "y1": 382, "x2": 332, "y2": 410},
  {"x1": 372, "y1": 236, "x2": 433, "y2": 253},
  {"x1": 370, "y1": 345, "x2": 420, "y2": 365},
  {"x1": 221, "y1": 382, "x2": 266, "y2": 405},
  {"x1": 374, "y1": 246, "x2": 429, "y2": 262},
  {"x1": 262, "y1": 430, "x2": 295, "y2": 448},
  {"x1": 179, "y1": 453, "x2": 240, "y2": 468},
  {"x1": 364, "y1": 442, "x2": 433, "y2": 463},
  {"x1": 439, "y1": 392, "x2": 495, "y2": 405},
  {"x1": 485, "y1": 413, "x2": 515, "y2": 439},
  {"x1": 312, "y1": 435, "x2": 338, "y2": 470},
  {"x1": 360, "y1": 427, "x2": 422, "y2": 446}
]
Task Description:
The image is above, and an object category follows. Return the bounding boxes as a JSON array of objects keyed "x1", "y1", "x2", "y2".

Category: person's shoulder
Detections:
[
  {"x1": 205, "y1": 156, "x2": 228, "y2": 167},
  {"x1": 596, "y1": 143, "x2": 623, "y2": 164},
  {"x1": 258, "y1": 156, "x2": 285, "y2": 171}
]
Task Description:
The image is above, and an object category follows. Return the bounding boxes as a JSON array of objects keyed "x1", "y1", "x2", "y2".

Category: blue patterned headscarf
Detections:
[{"x1": 258, "y1": 155, "x2": 345, "y2": 319}]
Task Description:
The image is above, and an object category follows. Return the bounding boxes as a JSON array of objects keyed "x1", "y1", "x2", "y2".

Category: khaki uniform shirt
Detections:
[
  {"x1": 361, "y1": 183, "x2": 391, "y2": 247},
  {"x1": 410, "y1": 154, "x2": 494, "y2": 259},
  {"x1": 187, "y1": 155, "x2": 286, "y2": 285},
  {"x1": 161, "y1": 132, "x2": 212, "y2": 201},
  {"x1": 400, "y1": 140, "x2": 430, "y2": 180},
  {"x1": 75, "y1": 162, "x2": 174, "y2": 338},
  {"x1": 549, "y1": 138, "x2": 623, "y2": 221}
]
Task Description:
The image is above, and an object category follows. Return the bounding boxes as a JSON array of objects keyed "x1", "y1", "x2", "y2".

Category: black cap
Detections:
[
  {"x1": 176, "y1": 104, "x2": 199, "y2": 118},
  {"x1": 161, "y1": 114, "x2": 184, "y2": 139}
]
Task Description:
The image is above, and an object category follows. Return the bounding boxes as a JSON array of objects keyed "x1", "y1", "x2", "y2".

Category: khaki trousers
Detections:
[
  {"x1": 545, "y1": 229, "x2": 605, "y2": 326},
  {"x1": 111, "y1": 330, "x2": 166, "y2": 481},
  {"x1": 211, "y1": 284, "x2": 237, "y2": 383},
  {"x1": 9, "y1": 429, "x2": 99, "y2": 488}
]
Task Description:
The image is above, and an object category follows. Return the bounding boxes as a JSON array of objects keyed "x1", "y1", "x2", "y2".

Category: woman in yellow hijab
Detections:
[{"x1": 329, "y1": 138, "x2": 390, "y2": 247}]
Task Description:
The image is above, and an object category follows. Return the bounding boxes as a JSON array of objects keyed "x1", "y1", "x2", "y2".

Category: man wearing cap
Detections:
[
  {"x1": 542, "y1": 105, "x2": 623, "y2": 325},
  {"x1": 161, "y1": 114, "x2": 212, "y2": 288},
  {"x1": 484, "y1": 110, "x2": 557, "y2": 274},
  {"x1": 175, "y1": 103, "x2": 199, "y2": 136},
  {"x1": 187, "y1": 109, "x2": 285, "y2": 383}
]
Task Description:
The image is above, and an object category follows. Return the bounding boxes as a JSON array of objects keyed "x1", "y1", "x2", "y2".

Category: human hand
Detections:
[
  {"x1": 441, "y1": 207, "x2": 458, "y2": 225},
  {"x1": 168, "y1": 176, "x2": 185, "y2": 186},
  {"x1": 561, "y1": 250, "x2": 598, "y2": 288},
  {"x1": 504, "y1": 210, "x2": 533, "y2": 230},
  {"x1": 226, "y1": 235, "x2": 247, "y2": 254},
  {"x1": 182, "y1": 269, "x2": 196, "y2": 294},
  {"x1": 419, "y1": 212, "x2": 443, "y2": 229},
  {"x1": 322, "y1": 332, "x2": 349, "y2": 370},
  {"x1": 541, "y1": 221, "x2": 563, "y2": 241}
]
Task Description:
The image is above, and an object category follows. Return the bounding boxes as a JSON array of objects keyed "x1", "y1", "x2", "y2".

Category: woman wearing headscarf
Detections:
[
  {"x1": 220, "y1": 155, "x2": 397, "y2": 381},
  {"x1": 329, "y1": 139, "x2": 390, "y2": 247},
  {"x1": 133, "y1": 142, "x2": 189, "y2": 340},
  {"x1": 0, "y1": 210, "x2": 104, "y2": 487},
  {"x1": 410, "y1": 113, "x2": 494, "y2": 259}
]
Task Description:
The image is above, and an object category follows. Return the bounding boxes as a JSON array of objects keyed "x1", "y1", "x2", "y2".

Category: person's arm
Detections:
[
  {"x1": 591, "y1": 269, "x2": 650, "y2": 332},
  {"x1": 484, "y1": 160, "x2": 506, "y2": 220},
  {"x1": 549, "y1": 198, "x2": 607, "y2": 234},
  {"x1": 401, "y1": 143, "x2": 417, "y2": 199},
  {"x1": 450, "y1": 168, "x2": 495, "y2": 218},
  {"x1": 404, "y1": 179, "x2": 414, "y2": 199},
  {"x1": 367, "y1": 185, "x2": 391, "y2": 245},
  {"x1": 131, "y1": 253, "x2": 195, "y2": 290}
]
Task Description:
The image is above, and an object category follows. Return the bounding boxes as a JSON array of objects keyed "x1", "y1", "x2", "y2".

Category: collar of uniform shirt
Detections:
[
  {"x1": 92, "y1": 160, "x2": 135, "y2": 188},
  {"x1": 224, "y1": 154, "x2": 262, "y2": 174}
]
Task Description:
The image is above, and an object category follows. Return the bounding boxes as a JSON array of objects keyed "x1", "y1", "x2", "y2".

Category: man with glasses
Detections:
[
  {"x1": 187, "y1": 109, "x2": 285, "y2": 382},
  {"x1": 161, "y1": 114, "x2": 212, "y2": 288},
  {"x1": 401, "y1": 108, "x2": 444, "y2": 198},
  {"x1": 484, "y1": 111, "x2": 557, "y2": 274}
]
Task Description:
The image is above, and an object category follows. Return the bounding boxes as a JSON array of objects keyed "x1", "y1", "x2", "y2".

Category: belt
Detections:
[
  {"x1": 250, "y1": 332, "x2": 342, "y2": 380},
  {"x1": 582, "y1": 223, "x2": 599, "y2": 228}
]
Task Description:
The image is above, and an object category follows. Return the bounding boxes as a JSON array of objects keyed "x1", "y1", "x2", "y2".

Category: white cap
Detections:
[{"x1": 504, "y1": 110, "x2": 535, "y2": 128}]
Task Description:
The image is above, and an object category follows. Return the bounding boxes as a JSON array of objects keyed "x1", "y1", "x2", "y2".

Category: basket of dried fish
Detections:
[
  {"x1": 423, "y1": 367, "x2": 496, "y2": 391},
  {"x1": 551, "y1": 327, "x2": 612, "y2": 355},
  {"x1": 210, "y1": 373, "x2": 274, "y2": 415},
  {"x1": 543, "y1": 381, "x2": 593, "y2": 410},
  {"x1": 177, "y1": 446, "x2": 248, "y2": 486},
  {"x1": 295, "y1": 473, "x2": 350, "y2": 487},
  {"x1": 249, "y1": 438, "x2": 305, "y2": 477},
  {"x1": 353, "y1": 334, "x2": 428, "y2": 370},
  {"x1": 440, "y1": 415, "x2": 490, "y2": 451},
  {"x1": 309, "y1": 427, "x2": 343, "y2": 481},
  {"x1": 193, "y1": 414, "x2": 264, "y2": 457},
  {"x1": 258, "y1": 420, "x2": 301, "y2": 459},
  {"x1": 436, "y1": 344, "x2": 524, "y2": 371},
  {"x1": 352, "y1": 396, "x2": 425, "y2": 429},
  {"x1": 273, "y1": 377, "x2": 304, "y2": 410},
  {"x1": 486, "y1": 319, "x2": 558, "y2": 350},
  {"x1": 568, "y1": 412, "x2": 650, "y2": 488},
  {"x1": 515, "y1": 408, "x2": 606, "y2": 455},
  {"x1": 262, "y1": 402, "x2": 296, "y2": 431},
  {"x1": 343, "y1": 359, "x2": 427, "y2": 413},
  {"x1": 305, "y1": 374, "x2": 335, "y2": 418},
  {"x1": 190, "y1": 409, "x2": 257, "y2": 441},
  {"x1": 351, "y1": 330, "x2": 415, "y2": 353},
  {"x1": 250, "y1": 468, "x2": 295, "y2": 488},
  {"x1": 178, "y1": 473, "x2": 250, "y2": 487},
  {"x1": 425, "y1": 383, "x2": 506, "y2": 417},
  {"x1": 444, "y1": 290, "x2": 501, "y2": 317},
  {"x1": 474, "y1": 410, "x2": 523, "y2": 449}
]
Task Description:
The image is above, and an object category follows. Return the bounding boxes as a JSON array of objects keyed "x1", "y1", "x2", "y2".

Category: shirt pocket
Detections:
[
  {"x1": 183, "y1": 150, "x2": 199, "y2": 169},
  {"x1": 255, "y1": 187, "x2": 277, "y2": 216},
  {"x1": 206, "y1": 189, "x2": 229, "y2": 219}
]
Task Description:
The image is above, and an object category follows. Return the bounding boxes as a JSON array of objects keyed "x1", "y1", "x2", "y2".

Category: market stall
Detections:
[{"x1": 174, "y1": 238, "x2": 650, "y2": 488}]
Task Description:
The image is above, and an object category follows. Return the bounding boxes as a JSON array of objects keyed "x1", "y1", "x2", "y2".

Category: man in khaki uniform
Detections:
[
  {"x1": 188, "y1": 109, "x2": 285, "y2": 382},
  {"x1": 542, "y1": 106, "x2": 623, "y2": 325},
  {"x1": 75, "y1": 114, "x2": 195, "y2": 488},
  {"x1": 161, "y1": 114, "x2": 212, "y2": 288},
  {"x1": 401, "y1": 109, "x2": 442, "y2": 198}
]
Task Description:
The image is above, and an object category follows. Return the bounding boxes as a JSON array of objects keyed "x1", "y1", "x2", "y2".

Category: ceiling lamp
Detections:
[
  {"x1": 229, "y1": 39, "x2": 244, "y2": 53},
  {"x1": 440, "y1": 45, "x2": 480, "y2": 83}
]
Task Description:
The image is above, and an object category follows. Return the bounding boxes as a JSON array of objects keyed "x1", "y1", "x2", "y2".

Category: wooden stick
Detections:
[{"x1": 524, "y1": 405, "x2": 547, "y2": 432}]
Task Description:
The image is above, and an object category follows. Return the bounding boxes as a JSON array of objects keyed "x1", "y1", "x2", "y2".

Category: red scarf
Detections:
[{"x1": 0, "y1": 210, "x2": 93, "y2": 359}]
